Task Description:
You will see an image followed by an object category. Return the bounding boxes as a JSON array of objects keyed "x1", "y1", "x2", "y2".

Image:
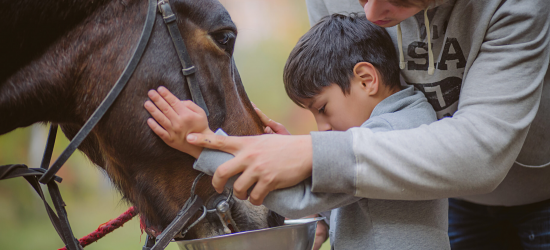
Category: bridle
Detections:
[
  {"x1": 143, "y1": 173, "x2": 239, "y2": 250},
  {"x1": 0, "y1": 0, "x2": 228, "y2": 249}
]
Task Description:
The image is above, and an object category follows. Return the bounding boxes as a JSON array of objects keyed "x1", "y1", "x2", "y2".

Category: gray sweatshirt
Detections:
[
  {"x1": 194, "y1": 86, "x2": 450, "y2": 250},
  {"x1": 306, "y1": 0, "x2": 550, "y2": 206}
]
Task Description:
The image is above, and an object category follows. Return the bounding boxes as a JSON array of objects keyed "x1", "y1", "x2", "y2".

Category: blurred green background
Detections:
[{"x1": 0, "y1": 0, "x2": 326, "y2": 249}]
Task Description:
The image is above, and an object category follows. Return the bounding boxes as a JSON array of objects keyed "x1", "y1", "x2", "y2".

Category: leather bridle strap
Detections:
[
  {"x1": 3, "y1": 0, "x2": 212, "y2": 248},
  {"x1": 144, "y1": 195, "x2": 204, "y2": 250},
  {"x1": 143, "y1": 173, "x2": 207, "y2": 250},
  {"x1": 38, "y1": 0, "x2": 158, "y2": 184},
  {"x1": 0, "y1": 165, "x2": 82, "y2": 250},
  {"x1": 158, "y1": 0, "x2": 209, "y2": 116}
]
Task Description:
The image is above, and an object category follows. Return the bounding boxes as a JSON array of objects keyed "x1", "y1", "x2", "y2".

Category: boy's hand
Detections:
[
  {"x1": 252, "y1": 103, "x2": 291, "y2": 135},
  {"x1": 144, "y1": 86, "x2": 213, "y2": 158},
  {"x1": 313, "y1": 220, "x2": 329, "y2": 250},
  {"x1": 295, "y1": 215, "x2": 328, "y2": 250}
]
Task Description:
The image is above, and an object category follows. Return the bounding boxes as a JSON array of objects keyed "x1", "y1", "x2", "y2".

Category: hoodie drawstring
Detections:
[
  {"x1": 396, "y1": 7, "x2": 435, "y2": 75},
  {"x1": 397, "y1": 23, "x2": 406, "y2": 70},
  {"x1": 424, "y1": 7, "x2": 435, "y2": 75}
]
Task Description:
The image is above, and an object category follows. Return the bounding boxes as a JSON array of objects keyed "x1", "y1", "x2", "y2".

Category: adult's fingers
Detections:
[
  {"x1": 148, "y1": 89, "x2": 180, "y2": 122},
  {"x1": 144, "y1": 100, "x2": 173, "y2": 130},
  {"x1": 232, "y1": 169, "x2": 259, "y2": 200},
  {"x1": 212, "y1": 156, "x2": 248, "y2": 193},
  {"x1": 187, "y1": 133, "x2": 242, "y2": 154},
  {"x1": 248, "y1": 179, "x2": 271, "y2": 206}
]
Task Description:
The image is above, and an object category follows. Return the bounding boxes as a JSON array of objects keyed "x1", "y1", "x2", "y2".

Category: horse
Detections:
[{"x1": 0, "y1": 0, "x2": 284, "y2": 244}]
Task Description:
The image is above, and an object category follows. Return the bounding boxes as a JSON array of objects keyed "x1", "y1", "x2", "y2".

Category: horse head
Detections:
[{"x1": 0, "y1": 0, "x2": 283, "y2": 241}]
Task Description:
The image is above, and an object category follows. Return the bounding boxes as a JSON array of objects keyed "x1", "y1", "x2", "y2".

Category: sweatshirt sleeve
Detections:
[
  {"x1": 193, "y1": 130, "x2": 362, "y2": 218},
  {"x1": 262, "y1": 178, "x2": 361, "y2": 219},
  {"x1": 193, "y1": 129, "x2": 238, "y2": 187},
  {"x1": 311, "y1": 0, "x2": 550, "y2": 200},
  {"x1": 193, "y1": 130, "x2": 234, "y2": 176}
]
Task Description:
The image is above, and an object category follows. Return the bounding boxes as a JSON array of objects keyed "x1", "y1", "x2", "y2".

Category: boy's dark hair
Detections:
[{"x1": 284, "y1": 14, "x2": 401, "y2": 107}]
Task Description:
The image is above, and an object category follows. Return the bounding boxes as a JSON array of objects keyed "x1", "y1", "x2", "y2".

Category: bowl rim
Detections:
[{"x1": 173, "y1": 217, "x2": 324, "y2": 243}]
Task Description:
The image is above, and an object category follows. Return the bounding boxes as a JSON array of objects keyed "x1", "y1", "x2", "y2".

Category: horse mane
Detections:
[{"x1": 0, "y1": 0, "x2": 111, "y2": 83}]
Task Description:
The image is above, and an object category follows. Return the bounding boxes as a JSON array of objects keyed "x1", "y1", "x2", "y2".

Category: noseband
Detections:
[
  {"x1": 0, "y1": 0, "x2": 224, "y2": 249},
  {"x1": 144, "y1": 173, "x2": 239, "y2": 250}
]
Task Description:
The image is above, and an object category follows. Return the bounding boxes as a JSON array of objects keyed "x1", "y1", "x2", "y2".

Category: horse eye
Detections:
[
  {"x1": 217, "y1": 34, "x2": 230, "y2": 45},
  {"x1": 211, "y1": 31, "x2": 236, "y2": 55}
]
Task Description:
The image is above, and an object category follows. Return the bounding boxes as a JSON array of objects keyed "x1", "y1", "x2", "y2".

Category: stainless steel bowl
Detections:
[{"x1": 175, "y1": 218, "x2": 322, "y2": 250}]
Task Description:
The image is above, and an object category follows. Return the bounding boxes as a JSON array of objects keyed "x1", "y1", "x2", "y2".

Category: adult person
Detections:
[{"x1": 185, "y1": 0, "x2": 550, "y2": 248}]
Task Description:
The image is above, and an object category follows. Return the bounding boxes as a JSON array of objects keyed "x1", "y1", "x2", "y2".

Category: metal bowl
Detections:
[{"x1": 175, "y1": 218, "x2": 322, "y2": 250}]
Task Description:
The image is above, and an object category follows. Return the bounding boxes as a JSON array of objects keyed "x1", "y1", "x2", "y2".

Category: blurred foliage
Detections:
[{"x1": 0, "y1": 0, "x2": 325, "y2": 249}]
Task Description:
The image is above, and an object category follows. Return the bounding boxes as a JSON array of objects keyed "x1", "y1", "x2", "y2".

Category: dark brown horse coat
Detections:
[{"x1": 0, "y1": 0, "x2": 283, "y2": 240}]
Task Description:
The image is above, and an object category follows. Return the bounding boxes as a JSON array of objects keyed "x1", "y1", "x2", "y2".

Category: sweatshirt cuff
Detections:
[
  {"x1": 310, "y1": 130, "x2": 356, "y2": 194},
  {"x1": 193, "y1": 129, "x2": 234, "y2": 175}
]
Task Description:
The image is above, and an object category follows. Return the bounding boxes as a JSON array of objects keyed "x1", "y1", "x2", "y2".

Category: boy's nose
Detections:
[
  {"x1": 317, "y1": 122, "x2": 332, "y2": 132},
  {"x1": 314, "y1": 114, "x2": 332, "y2": 131}
]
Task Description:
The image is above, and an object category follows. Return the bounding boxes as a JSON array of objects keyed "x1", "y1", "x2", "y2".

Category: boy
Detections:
[{"x1": 144, "y1": 14, "x2": 449, "y2": 249}]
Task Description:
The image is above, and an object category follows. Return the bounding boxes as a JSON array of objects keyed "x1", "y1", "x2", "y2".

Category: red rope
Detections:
[{"x1": 58, "y1": 206, "x2": 137, "y2": 250}]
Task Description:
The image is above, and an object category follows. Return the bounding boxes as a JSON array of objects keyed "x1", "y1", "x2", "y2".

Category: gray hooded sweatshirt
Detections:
[
  {"x1": 305, "y1": 0, "x2": 550, "y2": 206},
  {"x1": 194, "y1": 86, "x2": 450, "y2": 250}
]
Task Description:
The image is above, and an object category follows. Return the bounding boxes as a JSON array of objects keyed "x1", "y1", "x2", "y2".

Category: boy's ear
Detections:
[{"x1": 353, "y1": 62, "x2": 379, "y2": 95}]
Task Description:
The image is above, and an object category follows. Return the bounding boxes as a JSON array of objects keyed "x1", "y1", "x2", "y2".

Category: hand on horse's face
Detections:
[
  {"x1": 186, "y1": 132, "x2": 313, "y2": 205},
  {"x1": 144, "y1": 86, "x2": 214, "y2": 158},
  {"x1": 252, "y1": 103, "x2": 291, "y2": 135}
]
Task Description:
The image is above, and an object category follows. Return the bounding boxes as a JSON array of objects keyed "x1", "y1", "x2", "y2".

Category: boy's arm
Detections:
[
  {"x1": 263, "y1": 178, "x2": 361, "y2": 219},
  {"x1": 194, "y1": 129, "x2": 361, "y2": 219}
]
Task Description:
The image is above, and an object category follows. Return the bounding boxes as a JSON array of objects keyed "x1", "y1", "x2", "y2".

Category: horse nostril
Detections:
[
  {"x1": 267, "y1": 210, "x2": 285, "y2": 227},
  {"x1": 227, "y1": 224, "x2": 236, "y2": 234}
]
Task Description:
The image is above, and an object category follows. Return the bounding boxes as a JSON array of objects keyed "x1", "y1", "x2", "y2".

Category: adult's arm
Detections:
[
  {"x1": 311, "y1": 0, "x2": 550, "y2": 200},
  {"x1": 188, "y1": 0, "x2": 550, "y2": 202},
  {"x1": 194, "y1": 130, "x2": 361, "y2": 217}
]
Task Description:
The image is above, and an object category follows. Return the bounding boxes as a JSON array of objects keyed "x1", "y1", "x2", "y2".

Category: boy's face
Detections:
[{"x1": 304, "y1": 82, "x2": 377, "y2": 132}]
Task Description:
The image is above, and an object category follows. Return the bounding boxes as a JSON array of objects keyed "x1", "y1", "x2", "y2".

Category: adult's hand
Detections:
[{"x1": 186, "y1": 133, "x2": 313, "y2": 205}]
